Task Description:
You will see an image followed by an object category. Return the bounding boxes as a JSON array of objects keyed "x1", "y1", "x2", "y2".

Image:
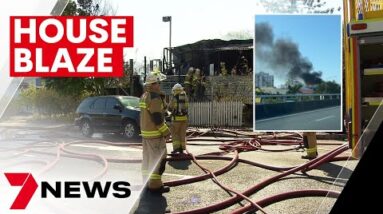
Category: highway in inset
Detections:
[{"x1": 255, "y1": 106, "x2": 341, "y2": 131}]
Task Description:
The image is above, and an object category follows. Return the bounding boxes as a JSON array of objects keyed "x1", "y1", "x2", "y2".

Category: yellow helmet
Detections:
[
  {"x1": 172, "y1": 83, "x2": 184, "y2": 94},
  {"x1": 144, "y1": 70, "x2": 167, "y2": 85},
  {"x1": 187, "y1": 67, "x2": 195, "y2": 75}
]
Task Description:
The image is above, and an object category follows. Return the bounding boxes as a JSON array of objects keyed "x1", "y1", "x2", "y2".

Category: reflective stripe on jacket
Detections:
[{"x1": 140, "y1": 91, "x2": 170, "y2": 138}]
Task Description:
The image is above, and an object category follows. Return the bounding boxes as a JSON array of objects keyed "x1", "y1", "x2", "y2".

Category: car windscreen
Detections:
[{"x1": 118, "y1": 97, "x2": 139, "y2": 108}]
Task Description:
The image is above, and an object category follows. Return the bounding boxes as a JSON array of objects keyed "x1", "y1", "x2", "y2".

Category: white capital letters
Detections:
[
  {"x1": 14, "y1": 48, "x2": 33, "y2": 72},
  {"x1": 14, "y1": 18, "x2": 36, "y2": 43}
]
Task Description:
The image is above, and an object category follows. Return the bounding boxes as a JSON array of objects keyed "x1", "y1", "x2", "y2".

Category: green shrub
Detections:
[{"x1": 16, "y1": 86, "x2": 83, "y2": 117}]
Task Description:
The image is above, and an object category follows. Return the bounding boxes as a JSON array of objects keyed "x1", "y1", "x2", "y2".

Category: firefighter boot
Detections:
[
  {"x1": 148, "y1": 178, "x2": 170, "y2": 194},
  {"x1": 301, "y1": 151, "x2": 318, "y2": 160},
  {"x1": 171, "y1": 148, "x2": 182, "y2": 155},
  {"x1": 301, "y1": 132, "x2": 318, "y2": 159},
  {"x1": 148, "y1": 185, "x2": 170, "y2": 194}
]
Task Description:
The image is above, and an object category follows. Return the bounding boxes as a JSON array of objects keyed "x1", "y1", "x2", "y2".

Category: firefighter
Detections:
[
  {"x1": 220, "y1": 62, "x2": 228, "y2": 76},
  {"x1": 184, "y1": 67, "x2": 194, "y2": 97},
  {"x1": 139, "y1": 70, "x2": 171, "y2": 193},
  {"x1": 192, "y1": 68, "x2": 205, "y2": 101},
  {"x1": 238, "y1": 55, "x2": 249, "y2": 75},
  {"x1": 301, "y1": 132, "x2": 318, "y2": 159},
  {"x1": 168, "y1": 83, "x2": 189, "y2": 155}
]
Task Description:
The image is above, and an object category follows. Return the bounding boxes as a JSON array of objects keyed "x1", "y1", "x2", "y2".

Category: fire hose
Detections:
[
  {"x1": 162, "y1": 130, "x2": 348, "y2": 214},
  {"x1": 0, "y1": 129, "x2": 351, "y2": 213}
]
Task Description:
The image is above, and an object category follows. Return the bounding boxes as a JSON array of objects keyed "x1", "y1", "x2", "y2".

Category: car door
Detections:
[
  {"x1": 104, "y1": 97, "x2": 123, "y2": 131},
  {"x1": 90, "y1": 98, "x2": 106, "y2": 129}
]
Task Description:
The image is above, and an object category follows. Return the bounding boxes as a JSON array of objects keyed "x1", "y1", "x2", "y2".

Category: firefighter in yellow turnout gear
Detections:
[
  {"x1": 301, "y1": 132, "x2": 318, "y2": 159},
  {"x1": 168, "y1": 83, "x2": 189, "y2": 154},
  {"x1": 139, "y1": 71, "x2": 171, "y2": 193},
  {"x1": 184, "y1": 67, "x2": 194, "y2": 97}
]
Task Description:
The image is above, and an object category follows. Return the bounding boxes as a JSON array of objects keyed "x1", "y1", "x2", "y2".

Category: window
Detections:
[
  {"x1": 92, "y1": 98, "x2": 106, "y2": 110},
  {"x1": 119, "y1": 97, "x2": 139, "y2": 108},
  {"x1": 77, "y1": 97, "x2": 94, "y2": 112},
  {"x1": 106, "y1": 98, "x2": 120, "y2": 113}
]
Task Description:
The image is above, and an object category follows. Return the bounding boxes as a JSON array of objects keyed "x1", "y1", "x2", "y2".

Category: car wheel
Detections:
[
  {"x1": 123, "y1": 120, "x2": 138, "y2": 139},
  {"x1": 81, "y1": 120, "x2": 93, "y2": 137}
]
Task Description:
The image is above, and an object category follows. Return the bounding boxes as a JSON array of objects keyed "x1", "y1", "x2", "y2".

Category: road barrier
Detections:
[{"x1": 256, "y1": 99, "x2": 340, "y2": 120}]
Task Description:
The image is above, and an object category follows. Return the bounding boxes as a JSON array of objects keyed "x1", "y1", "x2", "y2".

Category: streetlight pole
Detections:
[
  {"x1": 163, "y1": 16, "x2": 172, "y2": 74},
  {"x1": 169, "y1": 17, "x2": 172, "y2": 74}
]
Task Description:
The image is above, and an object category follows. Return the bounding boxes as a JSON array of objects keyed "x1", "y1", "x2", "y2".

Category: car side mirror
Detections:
[{"x1": 114, "y1": 104, "x2": 122, "y2": 111}]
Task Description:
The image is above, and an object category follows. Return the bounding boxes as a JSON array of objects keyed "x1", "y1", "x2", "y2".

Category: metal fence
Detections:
[
  {"x1": 256, "y1": 94, "x2": 341, "y2": 104},
  {"x1": 188, "y1": 101, "x2": 243, "y2": 127}
]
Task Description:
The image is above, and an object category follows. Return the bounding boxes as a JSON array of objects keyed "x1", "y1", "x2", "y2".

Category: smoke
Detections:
[
  {"x1": 255, "y1": 22, "x2": 323, "y2": 85},
  {"x1": 255, "y1": 22, "x2": 274, "y2": 46},
  {"x1": 301, "y1": 71, "x2": 323, "y2": 85}
]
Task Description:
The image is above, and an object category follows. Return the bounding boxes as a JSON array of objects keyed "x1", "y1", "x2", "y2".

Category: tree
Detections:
[
  {"x1": 45, "y1": 78, "x2": 88, "y2": 98},
  {"x1": 315, "y1": 81, "x2": 341, "y2": 93},
  {"x1": 44, "y1": 0, "x2": 120, "y2": 97},
  {"x1": 255, "y1": 87, "x2": 263, "y2": 95},
  {"x1": 222, "y1": 30, "x2": 252, "y2": 40},
  {"x1": 61, "y1": 0, "x2": 116, "y2": 16},
  {"x1": 287, "y1": 83, "x2": 303, "y2": 94},
  {"x1": 103, "y1": 61, "x2": 133, "y2": 95},
  {"x1": 259, "y1": 0, "x2": 341, "y2": 14},
  {"x1": 61, "y1": 0, "x2": 77, "y2": 15}
]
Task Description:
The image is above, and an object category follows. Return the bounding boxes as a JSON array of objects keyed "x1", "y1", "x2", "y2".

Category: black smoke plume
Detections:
[{"x1": 256, "y1": 22, "x2": 323, "y2": 85}]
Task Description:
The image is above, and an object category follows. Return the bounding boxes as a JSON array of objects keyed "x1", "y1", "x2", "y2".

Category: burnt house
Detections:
[{"x1": 172, "y1": 39, "x2": 253, "y2": 76}]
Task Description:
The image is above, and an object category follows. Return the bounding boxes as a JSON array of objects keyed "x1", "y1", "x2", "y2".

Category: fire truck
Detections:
[{"x1": 344, "y1": 0, "x2": 383, "y2": 157}]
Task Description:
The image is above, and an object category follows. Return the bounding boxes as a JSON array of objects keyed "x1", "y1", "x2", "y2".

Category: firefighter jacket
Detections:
[
  {"x1": 184, "y1": 74, "x2": 193, "y2": 86},
  {"x1": 139, "y1": 89, "x2": 170, "y2": 139},
  {"x1": 168, "y1": 91, "x2": 189, "y2": 121}
]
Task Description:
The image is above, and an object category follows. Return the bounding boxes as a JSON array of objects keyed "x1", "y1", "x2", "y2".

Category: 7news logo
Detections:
[
  {"x1": 4, "y1": 173, "x2": 37, "y2": 209},
  {"x1": 4, "y1": 172, "x2": 131, "y2": 210}
]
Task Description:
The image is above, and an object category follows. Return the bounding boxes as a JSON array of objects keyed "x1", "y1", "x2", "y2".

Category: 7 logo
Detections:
[{"x1": 4, "y1": 173, "x2": 38, "y2": 209}]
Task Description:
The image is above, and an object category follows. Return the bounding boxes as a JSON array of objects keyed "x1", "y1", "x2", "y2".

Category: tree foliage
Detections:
[
  {"x1": 16, "y1": 86, "x2": 82, "y2": 116},
  {"x1": 44, "y1": 0, "x2": 128, "y2": 97},
  {"x1": 222, "y1": 30, "x2": 252, "y2": 40},
  {"x1": 287, "y1": 83, "x2": 303, "y2": 94},
  {"x1": 315, "y1": 81, "x2": 341, "y2": 94}
]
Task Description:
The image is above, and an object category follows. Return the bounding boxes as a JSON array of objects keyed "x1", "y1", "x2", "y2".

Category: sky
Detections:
[
  {"x1": 109, "y1": 0, "x2": 266, "y2": 63},
  {"x1": 255, "y1": 15, "x2": 342, "y2": 86},
  {"x1": 106, "y1": 0, "x2": 342, "y2": 71}
]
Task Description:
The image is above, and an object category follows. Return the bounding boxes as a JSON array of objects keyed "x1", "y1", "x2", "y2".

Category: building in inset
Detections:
[{"x1": 255, "y1": 71, "x2": 274, "y2": 88}]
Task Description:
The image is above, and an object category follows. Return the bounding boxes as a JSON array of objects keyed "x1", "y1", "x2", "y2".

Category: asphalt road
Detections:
[{"x1": 255, "y1": 106, "x2": 342, "y2": 131}]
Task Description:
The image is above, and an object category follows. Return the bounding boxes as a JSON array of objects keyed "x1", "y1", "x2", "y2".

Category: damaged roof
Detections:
[{"x1": 172, "y1": 39, "x2": 253, "y2": 54}]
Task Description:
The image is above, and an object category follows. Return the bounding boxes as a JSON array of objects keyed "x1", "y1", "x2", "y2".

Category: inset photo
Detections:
[{"x1": 254, "y1": 14, "x2": 342, "y2": 131}]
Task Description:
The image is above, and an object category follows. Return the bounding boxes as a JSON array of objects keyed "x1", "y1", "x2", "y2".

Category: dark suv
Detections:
[{"x1": 74, "y1": 96, "x2": 140, "y2": 139}]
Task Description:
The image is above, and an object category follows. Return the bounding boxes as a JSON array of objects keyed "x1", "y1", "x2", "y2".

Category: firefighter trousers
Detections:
[
  {"x1": 303, "y1": 132, "x2": 318, "y2": 157},
  {"x1": 141, "y1": 137, "x2": 167, "y2": 190},
  {"x1": 171, "y1": 120, "x2": 188, "y2": 151}
]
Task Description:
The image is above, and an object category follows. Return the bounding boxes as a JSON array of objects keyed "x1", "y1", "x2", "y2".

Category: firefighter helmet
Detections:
[
  {"x1": 195, "y1": 68, "x2": 201, "y2": 76},
  {"x1": 187, "y1": 67, "x2": 195, "y2": 75},
  {"x1": 172, "y1": 83, "x2": 184, "y2": 94},
  {"x1": 144, "y1": 70, "x2": 167, "y2": 85}
]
